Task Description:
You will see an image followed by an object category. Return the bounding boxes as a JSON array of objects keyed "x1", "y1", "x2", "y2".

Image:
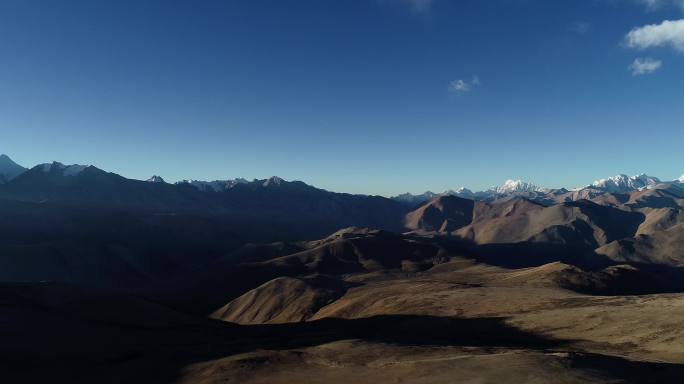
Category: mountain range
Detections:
[
  {"x1": 0, "y1": 152, "x2": 682, "y2": 283},
  {"x1": 3, "y1": 154, "x2": 681, "y2": 204},
  {"x1": 393, "y1": 174, "x2": 684, "y2": 205}
]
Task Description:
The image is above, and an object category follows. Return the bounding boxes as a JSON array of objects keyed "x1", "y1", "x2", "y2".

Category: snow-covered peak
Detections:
[
  {"x1": 591, "y1": 174, "x2": 661, "y2": 193},
  {"x1": 147, "y1": 175, "x2": 166, "y2": 183},
  {"x1": 39, "y1": 162, "x2": 88, "y2": 177},
  {"x1": 447, "y1": 188, "x2": 475, "y2": 198},
  {"x1": 491, "y1": 179, "x2": 544, "y2": 194},
  {"x1": 263, "y1": 176, "x2": 285, "y2": 187},
  {"x1": 178, "y1": 178, "x2": 249, "y2": 192},
  {"x1": 678, "y1": 174, "x2": 684, "y2": 183}
]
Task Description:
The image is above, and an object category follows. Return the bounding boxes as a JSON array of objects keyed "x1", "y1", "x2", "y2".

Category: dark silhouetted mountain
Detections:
[
  {"x1": 0, "y1": 161, "x2": 411, "y2": 245},
  {"x1": 0, "y1": 154, "x2": 27, "y2": 183},
  {"x1": 146, "y1": 175, "x2": 166, "y2": 183}
]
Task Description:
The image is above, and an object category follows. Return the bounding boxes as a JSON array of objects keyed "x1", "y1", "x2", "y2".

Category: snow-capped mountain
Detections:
[
  {"x1": 177, "y1": 178, "x2": 250, "y2": 192},
  {"x1": 147, "y1": 175, "x2": 166, "y2": 183},
  {"x1": 678, "y1": 174, "x2": 684, "y2": 184},
  {"x1": 590, "y1": 174, "x2": 661, "y2": 194},
  {"x1": 490, "y1": 179, "x2": 545, "y2": 194},
  {"x1": 263, "y1": 176, "x2": 285, "y2": 187},
  {"x1": 0, "y1": 154, "x2": 27, "y2": 183},
  {"x1": 392, "y1": 191, "x2": 439, "y2": 204},
  {"x1": 392, "y1": 187, "x2": 476, "y2": 204},
  {"x1": 392, "y1": 180, "x2": 547, "y2": 204},
  {"x1": 177, "y1": 176, "x2": 315, "y2": 192},
  {"x1": 450, "y1": 187, "x2": 475, "y2": 199},
  {"x1": 39, "y1": 162, "x2": 89, "y2": 176}
]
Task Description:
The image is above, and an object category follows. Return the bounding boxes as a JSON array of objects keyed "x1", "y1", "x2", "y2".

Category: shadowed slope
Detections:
[
  {"x1": 455, "y1": 200, "x2": 644, "y2": 250},
  {"x1": 597, "y1": 223, "x2": 684, "y2": 266},
  {"x1": 404, "y1": 195, "x2": 475, "y2": 232},
  {"x1": 210, "y1": 276, "x2": 352, "y2": 324}
]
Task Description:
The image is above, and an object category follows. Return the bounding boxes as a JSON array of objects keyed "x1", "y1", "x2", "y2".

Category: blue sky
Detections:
[{"x1": 1, "y1": 0, "x2": 682, "y2": 195}]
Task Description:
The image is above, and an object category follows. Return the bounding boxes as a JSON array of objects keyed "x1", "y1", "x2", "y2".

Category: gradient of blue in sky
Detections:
[{"x1": 1, "y1": 0, "x2": 682, "y2": 195}]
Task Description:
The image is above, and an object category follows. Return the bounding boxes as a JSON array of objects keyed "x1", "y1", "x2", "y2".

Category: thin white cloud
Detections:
[
  {"x1": 379, "y1": 0, "x2": 434, "y2": 14},
  {"x1": 629, "y1": 57, "x2": 663, "y2": 75},
  {"x1": 570, "y1": 21, "x2": 592, "y2": 35},
  {"x1": 448, "y1": 76, "x2": 480, "y2": 93},
  {"x1": 637, "y1": 0, "x2": 684, "y2": 12},
  {"x1": 639, "y1": 0, "x2": 664, "y2": 10},
  {"x1": 625, "y1": 19, "x2": 684, "y2": 51},
  {"x1": 406, "y1": 0, "x2": 433, "y2": 13}
]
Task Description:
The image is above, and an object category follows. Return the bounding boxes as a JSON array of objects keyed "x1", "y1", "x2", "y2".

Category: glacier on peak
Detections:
[
  {"x1": 590, "y1": 174, "x2": 661, "y2": 193},
  {"x1": 490, "y1": 179, "x2": 545, "y2": 194}
]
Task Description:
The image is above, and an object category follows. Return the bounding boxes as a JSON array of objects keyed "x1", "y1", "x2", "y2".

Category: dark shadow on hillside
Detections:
[
  {"x1": 474, "y1": 242, "x2": 608, "y2": 269},
  {"x1": 0, "y1": 314, "x2": 564, "y2": 384},
  {"x1": 232, "y1": 314, "x2": 563, "y2": 351},
  {"x1": 432, "y1": 235, "x2": 614, "y2": 269},
  {"x1": 431, "y1": 235, "x2": 684, "y2": 296},
  {"x1": 4, "y1": 312, "x2": 684, "y2": 384},
  {"x1": 569, "y1": 352, "x2": 684, "y2": 384}
]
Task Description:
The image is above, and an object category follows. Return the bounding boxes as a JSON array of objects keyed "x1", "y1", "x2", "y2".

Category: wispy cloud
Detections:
[
  {"x1": 625, "y1": 19, "x2": 684, "y2": 51},
  {"x1": 448, "y1": 76, "x2": 480, "y2": 94},
  {"x1": 636, "y1": 0, "x2": 684, "y2": 12},
  {"x1": 570, "y1": 21, "x2": 592, "y2": 35},
  {"x1": 379, "y1": 0, "x2": 434, "y2": 14},
  {"x1": 405, "y1": 0, "x2": 433, "y2": 13},
  {"x1": 629, "y1": 57, "x2": 663, "y2": 75}
]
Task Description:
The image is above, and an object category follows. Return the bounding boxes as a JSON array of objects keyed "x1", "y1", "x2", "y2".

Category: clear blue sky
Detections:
[{"x1": 1, "y1": 0, "x2": 682, "y2": 195}]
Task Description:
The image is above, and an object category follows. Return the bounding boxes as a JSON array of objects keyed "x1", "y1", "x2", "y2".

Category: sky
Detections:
[{"x1": 0, "y1": 0, "x2": 683, "y2": 196}]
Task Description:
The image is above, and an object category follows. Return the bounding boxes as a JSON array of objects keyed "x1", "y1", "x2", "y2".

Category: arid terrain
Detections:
[{"x1": 6, "y1": 249, "x2": 684, "y2": 383}]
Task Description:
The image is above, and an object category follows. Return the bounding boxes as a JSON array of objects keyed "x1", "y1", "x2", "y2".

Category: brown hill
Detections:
[
  {"x1": 210, "y1": 276, "x2": 349, "y2": 324},
  {"x1": 472, "y1": 197, "x2": 546, "y2": 222},
  {"x1": 626, "y1": 187, "x2": 684, "y2": 209},
  {"x1": 596, "y1": 223, "x2": 684, "y2": 267},
  {"x1": 404, "y1": 195, "x2": 475, "y2": 232},
  {"x1": 260, "y1": 227, "x2": 445, "y2": 275},
  {"x1": 635, "y1": 208, "x2": 684, "y2": 235},
  {"x1": 455, "y1": 200, "x2": 643, "y2": 249}
]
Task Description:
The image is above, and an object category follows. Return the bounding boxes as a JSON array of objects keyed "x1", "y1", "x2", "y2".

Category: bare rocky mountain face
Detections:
[{"x1": 2, "y1": 154, "x2": 684, "y2": 383}]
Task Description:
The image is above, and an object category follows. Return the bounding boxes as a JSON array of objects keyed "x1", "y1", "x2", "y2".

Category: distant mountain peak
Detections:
[
  {"x1": 39, "y1": 162, "x2": 89, "y2": 176},
  {"x1": 147, "y1": 175, "x2": 166, "y2": 183},
  {"x1": 491, "y1": 179, "x2": 544, "y2": 194},
  {"x1": 678, "y1": 174, "x2": 684, "y2": 183},
  {"x1": 177, "y1": 178, "x2": 249, "y2": 192},
  {"x1": 392, "y1": 187, "x2": 476, "y2": 204},
  {"x1": 447, "y1": 187, "x2": 475, "y2": 199},
  {"x1": 263, "y1": 176, "x2": 285, "y2": 187},
  {"x1": 591, "y1": 174, "x2": 661, "y2": 193},
  {"x1": 0, "y1": 154, "x2": 28, "y2": 183}
]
